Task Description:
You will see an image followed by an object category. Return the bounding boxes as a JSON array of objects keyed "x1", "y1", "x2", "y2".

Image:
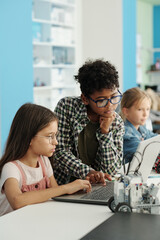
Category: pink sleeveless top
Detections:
[{"x1": 12, "y1": 157, "x2": 50, "y2": 192}]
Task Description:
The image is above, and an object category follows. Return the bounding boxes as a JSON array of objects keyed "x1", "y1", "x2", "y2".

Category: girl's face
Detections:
[
  {"x1": 123, "y1": 98, "x2": 151, "y2": 129},
  {"x1": 30, "y1": 120, "x2": 58, "y2": 157}
]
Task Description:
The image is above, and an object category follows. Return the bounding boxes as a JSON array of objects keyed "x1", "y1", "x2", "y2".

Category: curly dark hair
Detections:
[{"x1": 74, "y1": 59, "x2": 119, "y2": 97}]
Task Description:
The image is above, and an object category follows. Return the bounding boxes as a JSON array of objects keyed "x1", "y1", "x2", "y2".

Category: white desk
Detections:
[
  {"x1": 0, "y1": 200, "x2": 113, "y2": 240},
  {"x1": 1, "y1": 175, "x2": 160, "y2": 240}
]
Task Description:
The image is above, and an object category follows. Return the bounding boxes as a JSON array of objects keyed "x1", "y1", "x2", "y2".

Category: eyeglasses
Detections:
[
  {"x1": 88, "y1": 90, "x2": 122, "y2": 108},
  {"x1": 35, "y1": 132, "x2": 59, "y2": 144}
]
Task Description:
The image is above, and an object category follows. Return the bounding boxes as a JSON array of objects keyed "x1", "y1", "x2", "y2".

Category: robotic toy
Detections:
[{"x1": 108, "y1": 173, "x2": 160, "y2": 214}]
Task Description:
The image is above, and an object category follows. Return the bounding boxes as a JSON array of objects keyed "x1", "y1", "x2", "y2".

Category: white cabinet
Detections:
[
  {"x1": 146, "y1": 48, "x2": 160, "y2": 88},
  {"x1": 32, "y1": 0, "x2": 77, "y2": 110}
]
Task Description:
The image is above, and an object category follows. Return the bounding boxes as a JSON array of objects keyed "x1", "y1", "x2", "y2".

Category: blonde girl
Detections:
[{"x1": 120, "y1": 87, "x2": 157, "y2": 163}]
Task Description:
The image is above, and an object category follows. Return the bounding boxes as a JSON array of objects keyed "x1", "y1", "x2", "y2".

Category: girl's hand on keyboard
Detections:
[{"x1": 65, "y1": 179, "x2": 92, "y2": 194}]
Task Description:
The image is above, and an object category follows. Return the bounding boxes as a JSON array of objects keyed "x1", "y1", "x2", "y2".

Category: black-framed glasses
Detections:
[
  {"x1": 35, "y1": 132, "x2": 59, "y2": 144},
  {"x1": 88, "y1": 90, "x2": 122, "y2": 108}
]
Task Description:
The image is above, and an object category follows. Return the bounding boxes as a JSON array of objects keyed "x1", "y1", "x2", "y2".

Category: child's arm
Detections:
[{"x1": 3, "y1": 176, "x2": 91, "y2": 210}]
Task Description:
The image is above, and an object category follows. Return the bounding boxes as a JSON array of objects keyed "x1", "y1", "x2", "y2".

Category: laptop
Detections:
[
  {"x1": 127, "y1": 134, "x2": 160, "y2": 182},
  {"x1": 53, "y1": 180, "x2": 114, "y2": 205},
  {"x1": 54, "y1": 135, "x2": 160, "y2": 205}
]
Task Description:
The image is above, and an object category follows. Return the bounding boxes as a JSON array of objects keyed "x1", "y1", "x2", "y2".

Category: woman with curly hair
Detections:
[{"x1": 53, "y1": 59, "x2": 124, "y2": 185}]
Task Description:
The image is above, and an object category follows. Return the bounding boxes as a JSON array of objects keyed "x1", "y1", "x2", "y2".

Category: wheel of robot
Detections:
[
  {"x1": 108, "y1": 196, "x2": 116, "y2": 212},
  {"x1": 115, "y1": 202, "x2": 132, "y2": 213}
]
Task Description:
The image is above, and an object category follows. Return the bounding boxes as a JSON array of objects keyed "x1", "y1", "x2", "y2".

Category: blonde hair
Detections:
[{"x1": 120, "y1": 87, "x2": 151, "y2": 120}]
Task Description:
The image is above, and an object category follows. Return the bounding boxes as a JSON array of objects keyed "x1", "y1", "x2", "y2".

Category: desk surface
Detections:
[
  {"x1": 0, "y1": 200, "x2": 113, "y2": 240},
  {"x1": 1, "y1": 175, "x2": 160, "y2": 240}
]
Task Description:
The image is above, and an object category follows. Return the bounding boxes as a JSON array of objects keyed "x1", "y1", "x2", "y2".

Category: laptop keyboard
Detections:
[{"x1": 81, "y1": 181, "x2": 114, "y2": 201}]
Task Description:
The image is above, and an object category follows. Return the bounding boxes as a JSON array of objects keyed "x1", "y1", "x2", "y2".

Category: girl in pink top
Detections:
[{"x1": 0, "y1": 103, "x2": 91, "y2": 216}]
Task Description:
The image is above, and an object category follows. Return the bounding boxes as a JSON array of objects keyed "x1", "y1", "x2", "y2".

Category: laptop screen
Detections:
[{"x1": 127, "y1": 135, "x2": 160, "y2": 182}]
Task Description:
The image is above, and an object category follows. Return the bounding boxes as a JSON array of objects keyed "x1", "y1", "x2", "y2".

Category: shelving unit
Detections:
[
  {"x1": 145, "y1": 48, "x2": 160, "y2": 89},
  {"x1": 147, "y1": 70, "x2": 160, "y2": 87},
  {"x1": 32, "y1": 0, "x2": 77, "y2": 110}
]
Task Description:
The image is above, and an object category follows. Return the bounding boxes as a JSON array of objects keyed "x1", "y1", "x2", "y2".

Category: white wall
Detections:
[{"x1": 76, "y1": 0, "x2": 123, "y2": 89}]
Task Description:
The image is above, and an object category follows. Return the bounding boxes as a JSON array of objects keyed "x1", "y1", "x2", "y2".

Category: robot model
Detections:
[{"x1": 108, "y1": 173, "x2": 160, "y2": 214}]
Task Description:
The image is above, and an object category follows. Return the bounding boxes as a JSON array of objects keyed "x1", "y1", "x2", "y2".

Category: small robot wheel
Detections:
[
  {"x1": 108, "y1": 196, "x2": 116, "y2": 212},
  {"x1": 115, "y1": 202, "x2": 132, "y2": 213}
]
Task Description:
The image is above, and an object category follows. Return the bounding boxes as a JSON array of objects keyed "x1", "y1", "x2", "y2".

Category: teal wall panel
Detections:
[
  {"x1": 0, "y1": 0, "x2": 33, "y2": 154},
  {"x1": 153, "y1": 6, "x2": 160, "y2": 63}
]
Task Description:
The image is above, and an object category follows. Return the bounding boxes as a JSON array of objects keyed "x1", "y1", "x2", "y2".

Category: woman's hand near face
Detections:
[{"x1": 99, "y1": 112, "x2": 116, "y2": 134}]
